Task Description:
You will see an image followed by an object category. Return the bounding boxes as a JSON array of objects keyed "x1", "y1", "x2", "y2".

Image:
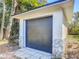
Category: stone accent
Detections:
[
  {"x1": 53, "y1": 39, "x2": 64, "y2": 58},
  {"x1": 52, "y1": 10, "x2": 65, "y2": 58}
]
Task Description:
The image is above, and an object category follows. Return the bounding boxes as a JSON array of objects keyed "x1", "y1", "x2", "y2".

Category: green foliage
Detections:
[
  {"x1": 15, "y1": 0, "x2": 46, "y2": 13},
  {"x1": 9, "y1": 0, "x2": 47, "y2": 42},
  {"x1": 9, "y1": 19, "x2": 19, "y2": 45},
  {"x1": 68, "y1": 12, "x2": 79, "y2": 35},
  {"x1": 0, "y1": 0, "x2": 47, "y2": 42},
  {"x1": 5, "y1": 0, "x2": 12, "y2": 7},
  {"x1": 4, "y1": 13, "x2": 10, "y2": 27},
  {"x1": 68, "y1": 24, "x2": 79, "y2": 35},
  {"x1": 67, "y1": 35, "x2": 79, "y2": 42},
  {"x1": 11, "y1": 19, "x2": 19, "y2": 36},
  {"x1": 0, "y1": 3, "x2": 3, "y2": 29}
]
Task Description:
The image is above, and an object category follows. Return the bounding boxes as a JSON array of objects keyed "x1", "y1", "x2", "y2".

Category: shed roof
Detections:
[
  {"x1": 28, "y1": 0, "x2": 66, "y2": 10},
  {"x1": 12, "y1": 0, "x2": 74, "y2": 23}
]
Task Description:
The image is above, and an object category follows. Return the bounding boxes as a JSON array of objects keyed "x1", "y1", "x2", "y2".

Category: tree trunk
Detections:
[
  {"x1": 5, "y1": 0, "x2": 17, "y2": 39},
  {"x1": 0, "y1": 0, "x2": 6, "y2": 40}
]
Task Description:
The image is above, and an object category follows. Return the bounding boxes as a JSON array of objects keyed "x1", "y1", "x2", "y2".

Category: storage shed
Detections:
[{"x1": 12, "y1": 0, "x2": 74, "y2": 59}]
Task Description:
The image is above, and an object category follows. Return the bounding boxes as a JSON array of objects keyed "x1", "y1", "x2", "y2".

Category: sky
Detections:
[{"x1": 47, "y1": 0, "x2": 79, "y2": 12}]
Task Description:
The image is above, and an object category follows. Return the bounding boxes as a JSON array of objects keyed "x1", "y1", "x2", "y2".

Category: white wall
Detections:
[
  {"x1": 19, "y1": 20, "x2": 26, "y2": 48},
  {"x1": 52, "y1": 10, "x2": 66, "y2": 58}
]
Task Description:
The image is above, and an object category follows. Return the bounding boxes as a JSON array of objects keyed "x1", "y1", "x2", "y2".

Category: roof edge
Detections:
[{"x1": 12, "y1": 0, "x2": 67, "y2": 16}]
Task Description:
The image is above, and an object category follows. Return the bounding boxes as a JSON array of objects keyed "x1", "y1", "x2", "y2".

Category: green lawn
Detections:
[
  {"x1": 67, "y1": 35, "x2": 79, "y2": 42},
  {"x1": 0, "y1": 40, "x2": 8, "y2": 45}
]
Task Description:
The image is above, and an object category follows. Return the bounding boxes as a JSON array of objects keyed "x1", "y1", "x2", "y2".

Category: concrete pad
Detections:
[{"x1": 14, "y1": 47, "x2": 52, "y2": 59}]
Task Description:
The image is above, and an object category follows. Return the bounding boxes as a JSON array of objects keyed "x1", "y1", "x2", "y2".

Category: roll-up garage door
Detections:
[{"x1": 26, "y1": 16, "x2": 52, "y2": 53}]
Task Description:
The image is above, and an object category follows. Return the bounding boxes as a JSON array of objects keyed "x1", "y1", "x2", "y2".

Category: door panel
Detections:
[{"x1": 26, "y1": 16, "x2": 52, "y2": 53}]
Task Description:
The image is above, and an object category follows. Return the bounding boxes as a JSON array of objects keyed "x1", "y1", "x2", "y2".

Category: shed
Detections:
[{"x1": 12, "y1": 0, "x2": 74, "y2": 59}]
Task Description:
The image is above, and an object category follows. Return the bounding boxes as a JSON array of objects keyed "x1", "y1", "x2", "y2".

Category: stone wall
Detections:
[{"x1": 53, "y1": 39, "x2": 64, "y2": 58}]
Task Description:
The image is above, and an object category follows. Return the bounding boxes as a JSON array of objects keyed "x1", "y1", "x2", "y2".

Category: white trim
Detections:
[
  {"x1": 24, "y1": 13, "x2": 53, "y2": 20},
  {"x1": 23, "y1": 20, "x2": 26, "y2": 47},
  {"x1": 19, "y1": 20, "x2": 26, "y2": 48},
  {"x1": 52, "y1": 10, "x2": 64, "y2": 58}
]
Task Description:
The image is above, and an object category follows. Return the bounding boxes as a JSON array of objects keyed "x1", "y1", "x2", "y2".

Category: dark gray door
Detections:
[{"x1": 26, "y1": 16, "x2": 52, "y2": 53}]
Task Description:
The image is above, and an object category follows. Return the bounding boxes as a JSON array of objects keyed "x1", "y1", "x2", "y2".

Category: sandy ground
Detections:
[
  {"x1": 0, "y1": 40, "x2": 8, "y2": 45},
  {"x1": 64, "y1": 39, "x2": 79, "y2": 59},
  {"x1": 0, "y1": 42, "x2": 20, "y2": 59}
]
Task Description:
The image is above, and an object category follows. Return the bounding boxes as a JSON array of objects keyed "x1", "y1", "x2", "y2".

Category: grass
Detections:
[
  {"x1": 67, "y1": 35, "x2": 79, "y2": 42},
  {"x1": 0, "y1": 40, "x2": 8, "y2": 45}
]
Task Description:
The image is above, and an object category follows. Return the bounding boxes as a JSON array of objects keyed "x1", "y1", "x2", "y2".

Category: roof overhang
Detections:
[{"x1": 12, "y1": 0, "x2": 74, "y2": 23}]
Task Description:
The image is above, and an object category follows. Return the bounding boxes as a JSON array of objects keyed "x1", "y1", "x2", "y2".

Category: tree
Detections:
[
  {"x1": 68, "y1": 12, "x2": 79, "y2": 35},
  {"x1": 0, "y1": 0, "x2": 6, "y2": 40},
  {"x1": 5, "y1": 0, "x2": 18, "y2": 39},
  {"x1": 0, "y1": 3, "x2": 3, "y2": 29},
  {"x1": 5, "y1": 0, "x2": 47, "y2": 40},
  {"x1": 0, "y1": 0, "x2": 46, "y2": 40}
]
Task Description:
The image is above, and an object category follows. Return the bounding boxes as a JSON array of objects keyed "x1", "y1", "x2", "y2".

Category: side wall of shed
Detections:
[{"x1": 52, "y1": 10, "x2": 67, "y2": 58}]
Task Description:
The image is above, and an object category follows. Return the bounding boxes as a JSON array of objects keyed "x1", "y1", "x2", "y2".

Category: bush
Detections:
[
  {"x1": 67, "y1": 35, "x2": 79, "y2": 41},
  {"x1": 68, "y1": 24, "x2": 79, "y2": 35}
]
